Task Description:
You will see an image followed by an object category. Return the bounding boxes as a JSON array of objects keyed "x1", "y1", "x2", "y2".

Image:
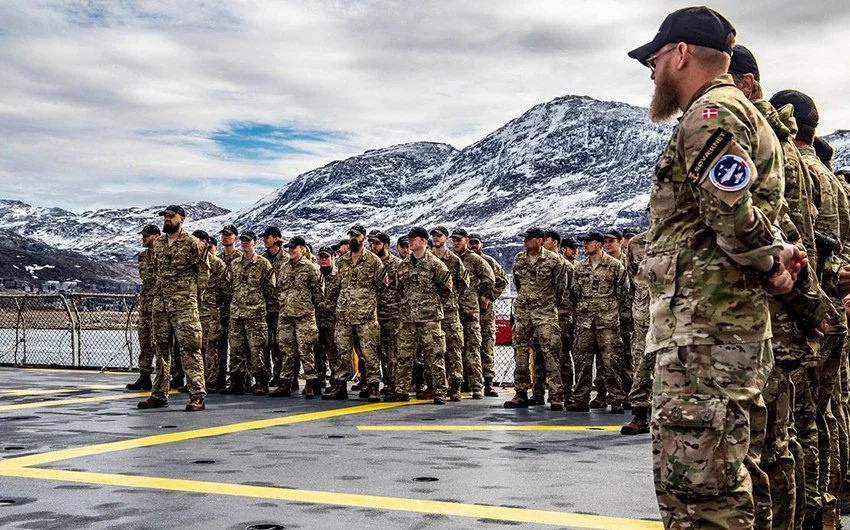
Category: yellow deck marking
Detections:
[
  {"x1": 1, "y1": 385, "x2": 126, "y2": 397},
  {"x1": 0, "y1": 467, "x2": 662, "y2": 530},
  {"x1": 0, "y1": 401, "x2": 420, "y2": 469},
  {"x1": 0, "y1": 391, "x2": 155, "y2": 412},
  {"x1": 357, "y1": 425, "x2": 623, "y2": 432}
]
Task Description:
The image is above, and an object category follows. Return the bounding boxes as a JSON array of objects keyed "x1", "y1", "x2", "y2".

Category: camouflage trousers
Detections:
[
  {"x1": 200, "y1": 313, "x2": 221, "y2": 389},
  {"x1": 652, "y1": 341, "x2": 773, "y2": 530},
  {"x1": 573, "y1": 321, "x2": 624, "y2": 407},
  {"x1": 218, "y1": 308, "x2": 230, "y2": 388},
  {"x1": 531, "y1": 320, "x2": 574, "y2": 400},
  {"x1": 460, "y1": 316, "x2": 484, "y2": 392},
  {"x1": 137, "y1": 298, "x2": 155, "y2": 372},
  {"x1": 378, "y1": 318, "x2": 399, "y2": 390},
  {"x1": 229, "y1": 316, "x2": 268, "y2": 379},
  {"x1": 316, "y1": 325, "x2": 336, "y2": 384},
  {"x1": 627, "y1": 322, "x2": 652, "y2": 409},
  {"x1": 479, "y1": 315, "x2": 497, "y2": 381},
  {"x1": 620, "y1": 316, "x2": 634, "y2": 400},
  {"x1": 151, "y1": 306, "x2": 205, "y2": 401},
  {"x1": 513, "y1": 316, "x2": 563, "y2": 401},
  {"x1": 278, "y1": 314, "x2": 318, "y2": 381},
  {"x1": 394, "y1": 320, "x2": 447, "y2": 397},
  {"x1": 334, "y1": 320, "x2": 381, "y2": 385},
  {"x1": 441, "y1": 313, "x2": 464, "y2": 386},
  {"x1": 266, "y1": 312, "x2": 283, "y2": 381},
  {"x1": 792, "y1": 365, "x2": 823, "y2": 518},
  {"x1": 814, "y1": 332, "x2": 846, "y2": 511}
]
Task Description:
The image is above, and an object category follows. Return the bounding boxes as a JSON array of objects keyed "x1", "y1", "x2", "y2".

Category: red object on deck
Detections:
[{"x1": 495, "y1": 318, "x2": 512, "y2": 346}]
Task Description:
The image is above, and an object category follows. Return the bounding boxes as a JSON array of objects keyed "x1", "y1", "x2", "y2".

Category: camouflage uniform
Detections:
[
  {"x1": 511, "y1": 248, "x2": 565, "y2": 401},
  {"x1": 217, "y1": 248, "x2": 242, "y2": 386},
  {"x1": 393, "y1": 251, "x2": 453, "y2": 397},
  {"x1": 456, "y1": 249, "x2": 495, "y2": 393},
  {"x1": 150, "y1": 231, "x2": 209, "y2": 402},
  {"x1": 333, "y1": 249, "x2": 383, "y2": 385},
  {"x1": 277, "y1": 255, "x2": 322, "y2": 384},
  {"x1": 646, "y1": 75, "x2": 785, "y2": 529},
  {"x1": 435, "y1": 250, "x2": 468, "y2": 387},
  {"x1": 377, "y1": 254, "x2": 402, "y2": 391},
  {"x1": 571, "y1": 252, "x2": 628, "y2": 408},
  {"x1": 136, "y1": 247, "x2": 157, "y2": 372},
  {"x1": 199, "y1": 253, "x2": 226, "y2": 389},
  {"x1": 226, "y1": 253, "x2": 275, "y2": 384},
  {"x1": 616, "y1": 252, "x2": 634, "y2": 401},
  {"x1": 316, "y1": 265, "x2": 340, "y2": 385},
  {"x1": 533, "y1": 253, "x2": 575, "y2": 400},
  {"x1": 473, "y1": 250, "x2": 509, "y2": 384},
  {"x1": 625, "y1": 233, "x2": 652, "y2": 409},
  {"x1": 262, "y1": 247, "x2": 287, "y2": 381}
]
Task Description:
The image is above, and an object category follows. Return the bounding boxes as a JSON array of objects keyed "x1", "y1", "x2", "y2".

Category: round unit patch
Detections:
[{"x1": 709, "y1": 154, "x2": 750, "y2": 192}]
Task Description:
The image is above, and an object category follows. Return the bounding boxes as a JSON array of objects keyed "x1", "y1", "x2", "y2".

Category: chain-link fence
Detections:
[
  {"x1": 493, "y1": 295, "x2": 516, "y2": 385},
  {"x1": 0, "y1": 293, "x2": 140, "y2": 370}
]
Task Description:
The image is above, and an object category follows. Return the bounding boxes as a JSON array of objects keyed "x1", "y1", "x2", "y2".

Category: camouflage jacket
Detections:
[
  {"x1": 137, "y1": 248, "x2": 157, "y2": 308},
  {"x1": 624, "y1": 233, "x2": 649, "y2": 328},
  {"x1": 377, "y1": 254, "x2": 402, "y2": 322},
  {"x1": 276, "y1": 255, "x2": 322, "y2": 319},
  {"x1": 335, "y1": 249, "x2": 382, "y2": 326},
  {"x1": 474, "y1": 250, "x2": 509, "y2": 321},
  {"x1": 512, "y1": 248, "x2": 565, "y2": 324},
  {"x1": 199, "y1": 253, "x2": 226, "y2": 321},
  {"x1": 316, "y1": 265, "x2": 341, "y2": 328},
  {"x1": 644, "y1": 74, "x2": 785, "y2": 353},
  {"x1": 262, "y1": 246, "x2": 287, "y2": 314},
  {"x1": 455, "y1": 249, "x2": 495, "y2": 321},
  {"x1": 572, "y1": 252, "x2": 628, "y2": 329},
  {"x1": 217, "y1": 248, "x2": 242, "y2": 315},
  {"x1": 397, "y1": 251, "x2": 453, "y2": 323},
  {"x1": 225, "y1": 253, "x2": 276, "y2": 319},
  {"x1": 151, "y1": 230, "x2": 210, "y2": 312},
  {"x1": 434, "y1": 249, "x2": 468, "y2": 316}
]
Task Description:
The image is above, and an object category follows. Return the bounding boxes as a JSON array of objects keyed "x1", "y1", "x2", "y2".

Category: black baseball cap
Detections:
[
  {"x1": 348, "y1": 224, "x2": 367, "y2": 236},
  {"x1": 814, "y1": 137, "x2": 834, "y2": 165},
  {"x1": 769, "y1": 90, "x2": 819, "y2": 128},
  {"x1": 191, "y1": 230, "x2": 210, "y2": 242},
  {"x1": 408, "y1": 226, "x2": 429, "y2": 240},
  {"x1": 138, "y1": 224, "x2": 161, "y2": 236},
  {"x1": 628, "y1": 6, "x2": 736, "y2": 66},
  {"x1": 158, "y1": 204, "x2": 186, "y2": 217},
  {"x1": 220, "y1": 224, "x2": 238, "y2": 236},
  {"x1": 397, "y1": 236, "x2": 409, "y2": 247},
  {"x1": 468, "y1": 233, "x2": 483, "y2": 243},
  {"x1": 836, "y1": 168, "x2": 850, "y2": 184},
  {"x1": 368, "y1": 231, "x2": 390, "y2": 245},
  {"x1": 259, "y1": 226, "x2": 282, "y2": 239},
  {"x1": 208, "y1": 236, "x2": 217, "y2": 247},
  {"x1": 450, "y1": 228, "x2": 469, "y2": 239},
  {"x1": 561, "y1": 236, "x2": 579, "y2": 248},
  {"x1": 239, "y1": 230, "x2": 257, "y2": 242},
  {"x1": 603, "y1": 228, "x2": 623, "y2": 239},
  {"x1": 521, "y1": 227, "x2": 545, "y2": 240},
  {"x1": 579, "y1": 231, "x2": 605, "y2": 243},
  {"x1": 728, "y1": 44, "x2": 760, "y2": 82},
  {"x1": 429, "y1": 226, "x2": 449, "y2": 237},
  {"x1": 318, "y1": 246, "x2": 334, "y2": 257},
  {"x1": 543, "y1": 229, "x2": 561, "y2": 243},
  {"x1": 284, "y1": 236, "x2": 307, "y2": 249},
  {"x1": 623, "y1": 229, "x2": 638, "y2": 238}
]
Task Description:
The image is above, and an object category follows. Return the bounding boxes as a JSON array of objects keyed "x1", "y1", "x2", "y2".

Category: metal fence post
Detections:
[{"x1": 61, "y1": 294, "x2": 79, "y2": 366}]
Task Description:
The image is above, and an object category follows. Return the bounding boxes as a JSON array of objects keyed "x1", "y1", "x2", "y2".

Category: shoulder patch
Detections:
[
  {"x1": 686, "y1": 128, "x2": 732, "y2": 185},
  {"x1": 708, "y1": 154, "x2": 751, "y2": 192}
]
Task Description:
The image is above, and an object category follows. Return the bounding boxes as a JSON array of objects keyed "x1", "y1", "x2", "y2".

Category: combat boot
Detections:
[
  {"x1": 250, "y1": 376, "x2": 269, "y2": 396},
  {"x1": 471, "y1": 391, "x2": 483, "y2": 400},
  {"x1": 322, "y1": 381, "x2": 349, "y2": 400},
  {"x1": 621, "y1": 407, "x2": 650, "y2": 435},
  {"x1": 550, "y1": 399, "x2": 564, "y2": 411},
  {"x1": 527, "y1": 393, "x2": 545, "y2": 406},
  {"x1": 367, "y1": 382, "x2": 381, "y2": 403},
  {"x1": 358, "y1": 386, "x2": 370, "y2": 399},
  {"x1": 126, "y1": 371, "x2": 152, "y2": 391},
  {"x1": 565, "y1": 402, "x2": 590, "y2": 412},
  {"x1": 185, "y1": 397, "x2": 205, "y2": 411},
  {"x1": 433, "y1": 395, "x2": 447, "y2": 405},
  {"x1": 269, "y1": 380, "x2": 291, "y2": 398},
  {"x1": 589, "y1": 397, "x2": 607, "y2": 409},
  {"x1": 385, "y1": 391, "x2": 410, "y2": 402},
  {"x1": 220, "y1": 373, "x2": 246, "y2": 395},
  {"x1": 137, "y1": 395, "x2": 168, "y2": 409},
  {"x1": 305, "y1": 380, "x2": 316, "y2": 399},
  {"x1": 448, "y1": 382, "x2": 462, "y2": 402},
  {"x1": 504, "y1": 390, "x2": 529, "y2": 409},
  {"x1": 484, "y1": 378, "x2": 499, "y2": 397},
  {"x1": 416, "y1": 386, "x2": 435, "y2": 400},
  {"x1": 609, "y1": 404, "x2": 625, "y2": 414}
]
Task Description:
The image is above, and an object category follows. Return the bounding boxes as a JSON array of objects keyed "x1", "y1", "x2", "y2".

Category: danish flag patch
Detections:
[{"x1": 702, "y1": 107, "x2": 719, "y2": 119}]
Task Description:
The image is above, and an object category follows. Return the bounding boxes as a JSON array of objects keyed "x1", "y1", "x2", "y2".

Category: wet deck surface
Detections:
[{"x1": 0, "y1": 367, "x2": 666, "y2": 529}]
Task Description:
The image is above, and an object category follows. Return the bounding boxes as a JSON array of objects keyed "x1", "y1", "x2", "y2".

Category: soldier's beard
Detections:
[
  {"x1": 377, "y1": 248, "x2": 387, "y2": 258},
  {"x1": 162, "y1": 222, "x2": 179, "y2": 234},
  {"x1": 649, "y1": 74, "x2": 680, "y2": 123},
  {"x1": 320, "y1": 265, "x2": 332, "y2": 274},
  {"x1": 349, "y1": 238, "x2": 361, "y2": 252}
]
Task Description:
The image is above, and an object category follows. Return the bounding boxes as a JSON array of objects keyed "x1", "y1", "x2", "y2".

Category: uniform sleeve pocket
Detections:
[
  {"x1": 637, "y1": 252, "x2": 678, "y2": 342},
  {"x1": 654, "y1": 394, "x2": 732, "y2": 497}
]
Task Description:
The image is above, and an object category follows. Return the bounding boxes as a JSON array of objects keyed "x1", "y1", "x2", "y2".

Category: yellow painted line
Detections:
[
  {"x1": 0, "y1": 390, "x2": 180, "y2": 412},
  {"x1": 1, "y1": 384, "x2": 126, "y2": 396},
  {"x1": 0, "y1": 467, "x2": 662, "y2": 530},
  {"x1": 357, "y1": 425, "x2": 623, "y2": 432},
  {"x1": 0, "y1": 401, "x2": 419, "y2": 469}
]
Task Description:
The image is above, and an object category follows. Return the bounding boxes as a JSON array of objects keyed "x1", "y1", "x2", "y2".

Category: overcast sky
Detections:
[{"x1": 2, "y1": 0, "x2": 848, "y2": 212}]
